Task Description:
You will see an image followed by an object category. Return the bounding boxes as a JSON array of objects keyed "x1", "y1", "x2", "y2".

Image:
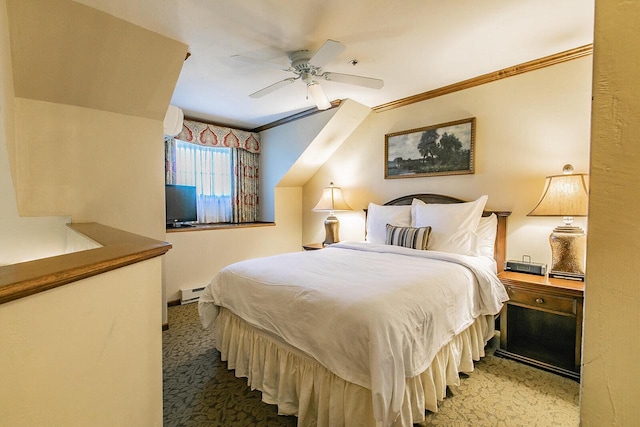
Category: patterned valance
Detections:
[{"x1": 175, "y1": 119, "x2": 260, "y2": 154}]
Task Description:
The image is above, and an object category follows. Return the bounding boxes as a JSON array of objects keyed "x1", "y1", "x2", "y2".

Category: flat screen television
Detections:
[{"x1": 165, "y1": 184, "x2": 197, "y2": 228}]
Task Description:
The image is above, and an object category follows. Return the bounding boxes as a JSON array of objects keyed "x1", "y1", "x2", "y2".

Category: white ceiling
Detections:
[{"x1": 73, "y1": 0, "x2": 594, "y2": 130}]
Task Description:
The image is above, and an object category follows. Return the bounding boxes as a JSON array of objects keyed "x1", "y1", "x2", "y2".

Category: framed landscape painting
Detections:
[{"x1": 385, "y1": 117, "x2": 475, "y2": 179}]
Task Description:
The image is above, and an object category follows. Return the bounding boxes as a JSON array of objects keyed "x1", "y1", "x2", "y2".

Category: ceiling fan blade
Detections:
[
  {"x1": 250, "y1": 77, "x2": 298, "y2": 98},
  {"x1": 309, "y1": 39, "x2": 346, "y2": 68},
  {"x1": 321, "y1": 72, "x2": 384, "y2": 89},
  {"x1": 231, "y1": 54, "x2": 291, "y2": 72}
]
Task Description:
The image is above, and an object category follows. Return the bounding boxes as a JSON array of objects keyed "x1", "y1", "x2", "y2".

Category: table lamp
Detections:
[
  {"x1": 528, "y1": 164, "x2": 589, "y2": 280},
  {"x1": 312, "y1": 182, "x2": 352, "y2": 246}
]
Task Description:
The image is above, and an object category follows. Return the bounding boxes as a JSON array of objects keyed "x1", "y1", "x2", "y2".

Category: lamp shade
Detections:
[
  {"x1": 528, "y1": 170, "x2": 589, "y2": 217},
  {"x1": 313, "y1": 182, "x2": 352, "y2": 212},
  {"x1": 528, "y1": 164, "x2": 588, "y2": 281}
]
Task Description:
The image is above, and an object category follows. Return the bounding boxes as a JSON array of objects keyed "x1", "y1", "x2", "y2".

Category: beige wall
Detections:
[
  {"x1": 6, "y1": 0, "x2": 186, "y2": 241},
  {"x1": 1, "y1": 1, "x2": 185, "y2": 423},
  {"x1": 0, "y1": 0, "x2": 70, "y2": 265},
  {"x1": 0, "y1": 258, "x2": 164, "y2": 427},
  {"x1": 303, "y1": 57, "x2": 592, "y2": 267},
  {"x1": 164, "y1": 186, "x2": 302, "y2": 301},
  {"x1": 581, "y1": 1, "x2": 640, "y2": 425},
  {"x1": 14, "y1": 98, "x2": 167, "y2": 240}
]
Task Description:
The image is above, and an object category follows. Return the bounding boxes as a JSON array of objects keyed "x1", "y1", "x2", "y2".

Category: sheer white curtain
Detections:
[{"x1": 175, "y1": 140, "x2": 232, "y2": 223}]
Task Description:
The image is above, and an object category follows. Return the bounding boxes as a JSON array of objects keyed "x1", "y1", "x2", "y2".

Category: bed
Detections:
[{"x1": 199, "y1": 194, "x2": 510, "y2": 427}]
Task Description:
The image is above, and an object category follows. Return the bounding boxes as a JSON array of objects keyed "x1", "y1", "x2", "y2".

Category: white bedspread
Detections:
[{"x1": 199, "y1": 241, "x2": 508, "y2": 426}]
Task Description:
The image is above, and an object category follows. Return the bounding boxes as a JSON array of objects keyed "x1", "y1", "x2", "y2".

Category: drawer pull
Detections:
[{"x1": 535, "y1": 298, "x2": 545, "y2": 304}]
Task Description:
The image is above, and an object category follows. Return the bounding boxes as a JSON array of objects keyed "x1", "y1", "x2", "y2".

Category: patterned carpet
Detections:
[{"x1": 163, "y1": 303, "x2": 580, "y2": 427}]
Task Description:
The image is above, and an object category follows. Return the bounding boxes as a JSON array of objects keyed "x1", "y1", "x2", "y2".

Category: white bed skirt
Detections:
[{"x1": 214, "y1": 307, "x2": 494, "y2": 427}]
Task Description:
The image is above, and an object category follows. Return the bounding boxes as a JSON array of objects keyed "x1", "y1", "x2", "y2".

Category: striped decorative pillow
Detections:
[{"x1": 385, "y1": 224, "x2": 431, "y2": 250}]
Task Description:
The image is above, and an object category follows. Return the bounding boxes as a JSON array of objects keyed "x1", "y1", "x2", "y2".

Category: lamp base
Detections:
[
  {"x1": 322, "y1": 215, "x2": 340, "y2": 246},
  {"x1": 549, "y1": 226, "x2": 586, "y2": 281}
]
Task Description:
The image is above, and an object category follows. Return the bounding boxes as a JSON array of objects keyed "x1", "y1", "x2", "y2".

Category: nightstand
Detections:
[
  {"x1": 495, "y1": 271, "x2": 584, "y2": 380},
  {"x1": 302, "y1": 243, "x2": 325, "y2": 251}
]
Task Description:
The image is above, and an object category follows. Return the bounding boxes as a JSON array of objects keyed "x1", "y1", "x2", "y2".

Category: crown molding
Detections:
[
  {"x1": 373, "y1": 44, "x2": 593, "y2": 113},
  {"x1": 251, "y1": 100, "x2": 342, "y2": 133},
  {"x1": 251, "y1": 44, "x2": 593, "y2": 130}
]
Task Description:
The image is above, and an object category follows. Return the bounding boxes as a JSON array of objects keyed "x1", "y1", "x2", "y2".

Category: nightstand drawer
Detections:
[{"x1": 506, "y1": 286, "x2": 576, "y2": 315}]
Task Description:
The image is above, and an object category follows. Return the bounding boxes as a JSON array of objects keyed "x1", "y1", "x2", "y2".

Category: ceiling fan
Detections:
[{"x1": 232, "y1": 40, "x2": 384, "y2": 110}]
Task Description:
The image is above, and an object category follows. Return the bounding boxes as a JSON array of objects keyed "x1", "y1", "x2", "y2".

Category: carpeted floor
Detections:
[{"x1": 163, "y1": 303, "x2": 580, "y2": 426}]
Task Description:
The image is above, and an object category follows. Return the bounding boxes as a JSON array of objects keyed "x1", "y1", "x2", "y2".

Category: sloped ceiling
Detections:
[
  {"x1": 7, "y1": 0, "x2": 187, "y2": 120},
  {"x1": 72, "y1": 0, "x2": 595, "y2": 130},
  {"x1": 278, "y1": 99, "x2": 371, "y2": 186}
]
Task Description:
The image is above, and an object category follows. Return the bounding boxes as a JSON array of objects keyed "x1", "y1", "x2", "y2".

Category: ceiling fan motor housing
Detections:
[{"x1": 289, "y1": 50, "x2": 321, "y2": 83}]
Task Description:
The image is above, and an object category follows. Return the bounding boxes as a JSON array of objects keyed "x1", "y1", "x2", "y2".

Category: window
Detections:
[
  {"x1": 165, "y1": 120, "x2": 260, "y2": 224},
  {"x1": 174, "y1": 140, "x2": 232, "y2": 223}
]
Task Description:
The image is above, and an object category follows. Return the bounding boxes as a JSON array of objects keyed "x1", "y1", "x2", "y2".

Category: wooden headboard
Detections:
[{"x1": 384, "y1": 194, "x2": 511, "y2": 272}]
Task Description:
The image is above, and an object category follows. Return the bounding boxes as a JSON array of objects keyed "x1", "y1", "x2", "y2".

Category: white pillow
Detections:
[
  {"x1": 412, "y1": 195, "x2": 488, "y2": 255},
  {"x1": 476, "y1": 213, "x2": 498, "y2": 258},
  {"x1": 366, "y1": 203, "x2": 411, "y2": 244}
]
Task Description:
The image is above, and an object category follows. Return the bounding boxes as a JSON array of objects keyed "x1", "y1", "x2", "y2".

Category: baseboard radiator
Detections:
[{"x1": 180, "y1": 286, "x2": 205, "y2": 305}]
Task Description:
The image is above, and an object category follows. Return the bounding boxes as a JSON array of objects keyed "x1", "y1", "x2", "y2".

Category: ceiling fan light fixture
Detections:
[{"x1": 307, "y1": 81, "x2": 331, "y2": 110}]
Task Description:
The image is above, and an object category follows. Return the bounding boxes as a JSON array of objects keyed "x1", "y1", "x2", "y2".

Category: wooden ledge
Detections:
[
  {"x1": 0, "y1": 223, "x2": 171, "y2": 305},
  {"x1": 166, "y1": 221, "x2": 275, "y2": 233}
]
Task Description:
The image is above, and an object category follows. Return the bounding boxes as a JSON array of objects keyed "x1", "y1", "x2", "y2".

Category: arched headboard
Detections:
[{"x1": 383, "y1": 194, "x2": 511, "y2": 272}]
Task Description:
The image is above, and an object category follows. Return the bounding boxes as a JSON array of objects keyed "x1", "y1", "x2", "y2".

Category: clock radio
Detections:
[{"x1": 504, "y1": 257, "x2": 547, "y2": 276}]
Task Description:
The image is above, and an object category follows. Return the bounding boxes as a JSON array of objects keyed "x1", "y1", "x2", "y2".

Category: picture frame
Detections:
[{"x1": 385, "y1": 117, "x2": 476, "y2": 179}]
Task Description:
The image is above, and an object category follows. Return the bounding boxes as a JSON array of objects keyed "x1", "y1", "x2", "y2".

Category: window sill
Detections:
[{"x1": 165, "y1": 221, "x2": 275, "y2": 233}]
